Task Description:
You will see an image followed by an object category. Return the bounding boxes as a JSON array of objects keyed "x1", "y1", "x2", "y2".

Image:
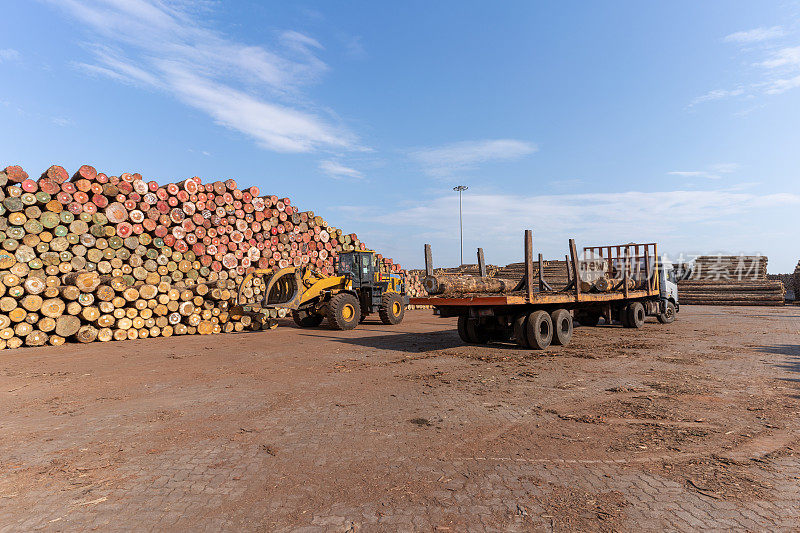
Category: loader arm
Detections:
[{"x1": 237, "y1": 267, "x2": 351, "y2": 311}]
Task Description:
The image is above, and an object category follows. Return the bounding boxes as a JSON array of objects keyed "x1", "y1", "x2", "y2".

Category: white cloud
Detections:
[
  {"x1": 668, "y1": 163, "x2": 738, "y2": 181},
  {"x1": 319, "y1": 160, "x2": 364, "y2": 180},
  {"x1": 693, "y1": 27, "x2": 800, "y2": 104},
  {"x1": 758, "y1": 46, "x2": 800, "y2": 93},
  {"x1": 47, "y1": 0, "x2": 356, "y2": 153},
  {"x1": 759, "y1": 46, "x2": 800, "y2": 69},
  {"x1": 410, "y1": 139, "x2": 537, "y2": 178},
  {"x1": 724, "y1": 26, "x2": 786, "y2": 43},
  {"x1": 0, "y1": 49, "x2": 20, "y2": 62},
  {"x1": 357, "y1": 188, "x2": 800, "y2": 269},
  {"x1": 51, "y1": 117, "x2": 73, "y2": 127},
  {"x1": 689, "y1": 88, "x2": 745, "y2": 106}
]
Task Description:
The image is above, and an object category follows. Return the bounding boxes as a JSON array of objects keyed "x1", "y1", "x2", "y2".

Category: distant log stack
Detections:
[
  {"x1": 0, "y1": 163, "x2": 407, "y2": 350},
  {"x1": 494, "y1": 260, "x2": 571, "y2": 290},
  {"x1": 678, "y1": 255, "x2": 784, "y2": 306}
]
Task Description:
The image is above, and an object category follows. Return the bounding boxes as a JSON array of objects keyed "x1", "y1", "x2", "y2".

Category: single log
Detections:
[
  {"x1": 25, "y1": 330, "x2": 48, "y2": 346},
  {"x1": 55, "y1": 315, "x2": 81, "y2": 337},
  {"x1": 76, "y1": 324, "x2": 98, "y2": 343},
  {"x1": 63, "y1": 271, "x2": 101, "y2": 292},
  {"x1": 423, "y1": 275, "x2": 518, "y2": 295}
]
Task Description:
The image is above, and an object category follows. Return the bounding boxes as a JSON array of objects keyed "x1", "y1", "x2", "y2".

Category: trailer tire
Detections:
[
  {"x1": 292, "y1": 309, "x2": 324, "y2": 328},
  {"x1": 620, "y1": 305, "x2": 631, "y2": 328},
  {"x1": 457, "y1": 315, "x2": 475, "y2": 343},
  {"x1": 467, "y1": 319, "x2": 490, "y2": 344},
  {"x1": 627, "y1": 301, "x2": 645, "y2": 328},
  {"x1": 550, "y1": 309, "x2": 573, "y2": 346},
  {"x1": 326, "y1": 292, "x2": 361, "y2": 330},
  {"x1": 657, "y1": 301, "x2": 676, "y2": 324},
  {"x1": 525, "y1": 310, "x2": 553, "y2": 349},
  {"x1": 513, "y1": 314, "x2": 530, "y2": 348},
  {"x1": 379, "y1": 293, "x2": 405, "y2": 325}
]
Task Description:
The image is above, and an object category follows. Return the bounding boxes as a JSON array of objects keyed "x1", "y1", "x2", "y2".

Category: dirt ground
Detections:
[{"x1": 1, "y1": 305, "x2": 799, "y2": 531}]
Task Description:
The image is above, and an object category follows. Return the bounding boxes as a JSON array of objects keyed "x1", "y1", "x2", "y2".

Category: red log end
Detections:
[
  {"x1": 43, "y1": 165, "x2": 69, "y2": 184},
  {"x1": 73, "y1": 164, "x2": 97, "y2": 181},
  {"x1": 5, "y1": 165, "x2": 29, "y2": 182}
]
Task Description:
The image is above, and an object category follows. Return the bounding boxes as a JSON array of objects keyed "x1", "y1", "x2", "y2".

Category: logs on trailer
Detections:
[
  {"x1": 0, "y1": 163, "x2": 406, "y2": 349},
  {"x1": 677, "y1": 255, "x2": 784, "y2": 306},
  {"x1": 423, "y1": 274, "x2": 518, "y2": 295}
]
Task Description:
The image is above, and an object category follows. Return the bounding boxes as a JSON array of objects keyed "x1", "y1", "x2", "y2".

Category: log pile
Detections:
[
  {"x1": 0, "y1": 163, "x2": 405, "y2": 349},
  {"x1": 795, "y1": 260, "x2": 800, "y2": 302},
  {"x1": 678, "y1": 255, "x2": 784, "y2": 306},
  {"x1": 494, "y1": 260, "x2": 571, "y2": 290}
]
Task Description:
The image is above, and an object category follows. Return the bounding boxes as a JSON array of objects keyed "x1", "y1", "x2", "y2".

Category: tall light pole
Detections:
[{"x1": 453, "y1": 185, "x2": 468, "y2": 266}]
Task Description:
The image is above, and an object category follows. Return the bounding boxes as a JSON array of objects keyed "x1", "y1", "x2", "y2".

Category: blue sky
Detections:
[{"x1": 2, "y1": 1, "x2": 799, "y2": 272}]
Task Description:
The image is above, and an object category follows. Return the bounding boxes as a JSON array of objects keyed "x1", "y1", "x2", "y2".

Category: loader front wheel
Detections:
[
  {"x1": 292, "y1": 309, "x2": 324, "y2": 328},
  {"x1": 327, "y1": 293, "x2": 361, "y2": 330},
  {"x1": 379, "y1": 293, "x2": 405, "y2": 325}
]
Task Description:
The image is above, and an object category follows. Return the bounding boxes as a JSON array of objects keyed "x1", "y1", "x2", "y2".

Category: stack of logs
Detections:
[
  {"x1": 0, "y1": 163, "x2": 404, "y2": 349},
  {"x1": 794, "y1": 261, "x2": 800, "y2": 303},
  {"x1": 494, "y1": 260, "x2": 571, "y2": 290},
  {"x1": 678, "y1": 255, "x2": 785, "y2": 306}
]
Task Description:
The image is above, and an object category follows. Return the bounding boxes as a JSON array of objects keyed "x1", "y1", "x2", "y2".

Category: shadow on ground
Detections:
[
  {"x1": 756, "y1": 345, "x2": 800, "y2": 397},
  {"x1": 296, "y1": 330, "x2": 465, "y2": 353}
]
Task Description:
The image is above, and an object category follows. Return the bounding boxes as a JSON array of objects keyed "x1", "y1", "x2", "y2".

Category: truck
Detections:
[{"x1": 409, "y1": 231, "x2": 678, "y2": 349}]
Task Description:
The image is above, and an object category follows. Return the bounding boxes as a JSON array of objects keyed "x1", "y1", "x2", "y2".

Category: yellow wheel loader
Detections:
[{"x1": 237, "y1": 250, "x2": 408, "y2": 330}]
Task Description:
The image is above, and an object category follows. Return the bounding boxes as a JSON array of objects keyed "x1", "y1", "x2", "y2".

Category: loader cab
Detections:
[{"x1": 335, "y1": 251, "x2": 376, "y2": 288}]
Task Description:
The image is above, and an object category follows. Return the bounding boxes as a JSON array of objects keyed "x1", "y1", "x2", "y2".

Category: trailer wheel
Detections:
[
  {"x1": 513, "y1": 314, "x2": 530, "y2": 348},
  {"x1": 550, "y1": 309, "x2": 573, "y2": 346},
  {"x1": 292, "y1": 309, "x2": 324, "y2": 328},
  {"x1": 525, "y1": 310, "x2": 553, "y2": 349},
  {"x1": 627, "y1": 302, "x2": 645, "y2": 328},
  {"x1": 457, "y1": 315, "x2": 475, "y2": 343},
  {"x1": 326, "y1": 292, "x2": 361, "y2": 330},
  {"x1": 467, "y1": 319, "x2": 490, "y2": 344},
  {"x1": 619, "y1": 305, "x2": 631, "y2": 328},
  {"x1": 657, "y1": 301, "x2": 676, "y2": 324}
]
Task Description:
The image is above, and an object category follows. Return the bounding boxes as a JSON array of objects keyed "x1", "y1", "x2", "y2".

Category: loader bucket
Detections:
[{"x1": 263, "y1": 267, "x2": 303, "y2": 310}]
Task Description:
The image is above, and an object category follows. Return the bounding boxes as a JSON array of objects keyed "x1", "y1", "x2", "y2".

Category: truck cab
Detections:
[{"x1": 657, "y1": 258, "x2": 679, "y2": 323}]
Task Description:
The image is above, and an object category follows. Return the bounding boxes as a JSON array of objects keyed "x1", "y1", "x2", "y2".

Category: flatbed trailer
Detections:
[{"x1": 410, "y1": 231, "x2": 679, "y2": 349}]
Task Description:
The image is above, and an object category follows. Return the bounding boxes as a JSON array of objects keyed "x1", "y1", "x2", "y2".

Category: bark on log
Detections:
[{"x1": 423, "y1": 275, "x2": 518, "y2": 295}]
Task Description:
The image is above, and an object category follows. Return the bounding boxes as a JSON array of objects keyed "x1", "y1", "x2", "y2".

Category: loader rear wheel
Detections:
[
  {"x1": 577, "y1": 313, "x2": 601, "y2": 327},
  {"x1": 525, "y1": 310, "x2": 552, "y2": 350},
  {"x1": 627, "y1": 301, "x2": 645, "y2": 328},
  {"x1": 292, "y1": 309, "x2": 324, "y2": 328},
  {"x1": 327, "y1": 293, "x2": 361, "y2": 330},
  {"x1": 550, "y1": 309, "x2": 573, "y2": 346},
  {"x1": 379, "y1": 293, "x2": 405, "y2": 325}
]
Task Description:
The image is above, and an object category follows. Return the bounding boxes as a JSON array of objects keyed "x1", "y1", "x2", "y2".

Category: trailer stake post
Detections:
[
  {"x1": 525, "y1": 230, "x2": 534, "y2": 301},
  {"x1": 477, "y1": 248, "x2": 487, "y2": 277},
  {"x1": 569, "y1": 238, "x2": 581, "y2": 301},
  {"x1": 424, "y1": 244, "x2": 433, "y2": 277}
]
